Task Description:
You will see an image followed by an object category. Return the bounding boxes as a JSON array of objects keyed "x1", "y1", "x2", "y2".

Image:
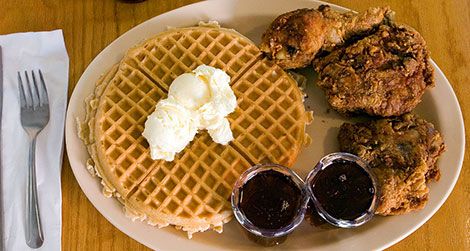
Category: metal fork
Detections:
[{"x1": 18, "y1": 70, "x2": 49, "y2": 249}]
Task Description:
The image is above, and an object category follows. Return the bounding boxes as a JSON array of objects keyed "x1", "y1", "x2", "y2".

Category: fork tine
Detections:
[
  {"x1": 24, "y1": 71, "x2": 34, "y2": 108},
  {"x1": 38, "y1": 70, "x2": 49, "y2": 105},
  {"x1": 31, "y1": 70, "x2": 41, "y2": 107},
  {"x1": 17, "y1": 72, "x2": 27, "y2": 108}
]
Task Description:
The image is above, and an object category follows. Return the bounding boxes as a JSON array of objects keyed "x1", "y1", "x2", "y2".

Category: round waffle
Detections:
[{"x1": 78, "y1": 25, "x2": 312, "y2": 237}]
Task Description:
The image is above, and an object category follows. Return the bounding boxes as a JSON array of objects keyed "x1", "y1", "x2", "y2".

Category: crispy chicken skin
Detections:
[
  {"x1": 260, "y1": 5, "x2": 394, "y2": 69},
  {"x1": 314, "y1": 23, "x2": 434, "y2": 117},
  {"x1": 338, "y1": 114, "x2": 446, "y2": 215}
]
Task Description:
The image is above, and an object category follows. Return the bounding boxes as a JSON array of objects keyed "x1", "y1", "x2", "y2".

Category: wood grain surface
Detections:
[{"x1": 1, "y1": 0, "x2": 468, "y2": 250}]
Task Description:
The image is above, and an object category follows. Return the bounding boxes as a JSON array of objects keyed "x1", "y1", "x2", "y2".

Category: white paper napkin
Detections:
[{"x1": 0, "y1": 30, "x2": 69, "y2": 251}]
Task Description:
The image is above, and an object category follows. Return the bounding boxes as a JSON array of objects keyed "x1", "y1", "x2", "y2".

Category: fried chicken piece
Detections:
[
  {"x1": 338, "y1": 114, "x2": 445, "y2": 215},
  {"x1": 314, "y1": 23, "x2": 434, "y2": 117},
  {"x1": 260, "y1": 5, "x2": 394, "y2": 69}
]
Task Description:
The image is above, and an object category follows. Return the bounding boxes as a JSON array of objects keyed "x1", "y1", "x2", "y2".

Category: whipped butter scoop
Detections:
[{"x1": 142, "y1": 65, "x2": 237, "y2": 161}]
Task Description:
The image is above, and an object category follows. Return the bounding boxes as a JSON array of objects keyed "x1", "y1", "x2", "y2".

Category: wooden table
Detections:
[{"x1": 1, "y1": 0, "x2": 468, "y2": 250}]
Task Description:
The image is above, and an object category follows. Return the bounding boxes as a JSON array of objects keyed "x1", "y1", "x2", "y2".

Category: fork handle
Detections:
[{"x1": 25, "y1": 137, "x2": 44, "y2": 248}]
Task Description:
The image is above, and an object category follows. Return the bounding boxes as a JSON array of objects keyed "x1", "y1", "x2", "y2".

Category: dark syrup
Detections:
[
  {"x1": 312, "y1": 160, "x2": 374, "y2": 220},
  {"x1": 239, "y1": 170, "x2": 302, "y2": 230}
]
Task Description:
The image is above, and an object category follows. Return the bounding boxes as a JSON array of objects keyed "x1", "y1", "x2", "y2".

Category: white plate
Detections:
[{"x1": 65, "y1": 0, "x2": 465, "y2": 250}]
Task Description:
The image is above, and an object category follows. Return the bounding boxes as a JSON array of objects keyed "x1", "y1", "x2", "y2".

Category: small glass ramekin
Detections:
[
  {"x1": 231, "y1": 163, "x2": 309, "y2": 246},
  {"x1": 305, "y1": 152, "x2": 380, "y2": 228}
]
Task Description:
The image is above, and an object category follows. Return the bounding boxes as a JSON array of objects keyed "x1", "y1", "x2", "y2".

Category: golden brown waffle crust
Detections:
[
  {"x1": 77, "y1": 61, "x2": 239, "y2": 238},
  {"x1": 77, "y1": 65, "x2": 235, "y2": 237},
  {"x1": 77, "y1": 64, "x2": 120, "y2": 197},
  {"x1": 77, "y1": 24, "x2": 313, "y2": 238}
]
